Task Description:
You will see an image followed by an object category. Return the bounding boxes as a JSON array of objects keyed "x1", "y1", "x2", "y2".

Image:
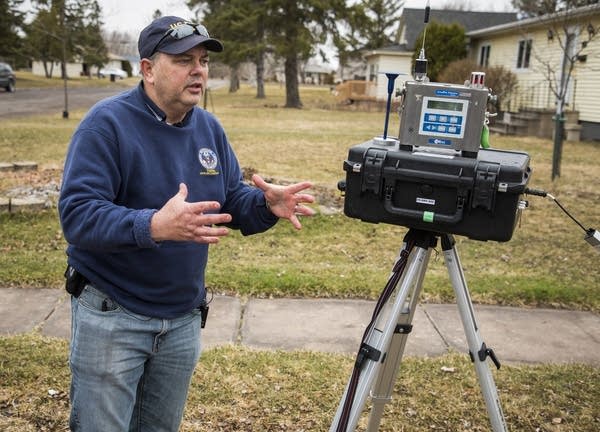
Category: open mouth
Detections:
[{"x1": 187, "y1": 82, "x2": 203, "y2": 93}]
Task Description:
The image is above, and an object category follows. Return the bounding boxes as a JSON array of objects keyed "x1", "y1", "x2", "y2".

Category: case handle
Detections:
[
  {"x1": 383, "y1": 166, "x2": 473, "y2": 188},
  {"x1": 383, "y1": 195, "x2": 465, "y2": 225}
]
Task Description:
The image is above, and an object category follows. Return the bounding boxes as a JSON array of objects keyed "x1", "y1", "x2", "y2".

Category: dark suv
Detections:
[{"x1": 0, "y1": 62, "x2": 16, "y2": 92}]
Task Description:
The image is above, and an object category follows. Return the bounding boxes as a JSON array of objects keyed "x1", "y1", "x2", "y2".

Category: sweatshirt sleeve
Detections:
[
  {"x1": 58, "y1": 126, "x2": 158, "y2": 251},
  {"x1": 217, "y1": 130, "x2": 279, "y2": 236}
]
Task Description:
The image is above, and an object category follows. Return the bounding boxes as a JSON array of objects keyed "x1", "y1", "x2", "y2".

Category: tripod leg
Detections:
[
  {"x1": 330, "y1": 230, "x2": 436, "y2": 432},
  {"x1": 366, "y1": 242, "x2": 431, "y2": 431},
  {"x1": 441, "y1": 234, "x2": 508, "y2": 432}
]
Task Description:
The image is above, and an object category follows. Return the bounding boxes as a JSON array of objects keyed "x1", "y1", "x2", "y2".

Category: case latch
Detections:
[
  {"x1": 472, "y1": 162, "x2": 500, "y2": 211},
  {"x1": 361, "y1": 149, "x2": 387, "y2": 195}
]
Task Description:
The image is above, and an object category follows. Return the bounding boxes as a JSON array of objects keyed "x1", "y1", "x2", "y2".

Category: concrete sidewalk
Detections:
[{"x1": 1, "y1": 288, "x2": 599, "y2": 365}]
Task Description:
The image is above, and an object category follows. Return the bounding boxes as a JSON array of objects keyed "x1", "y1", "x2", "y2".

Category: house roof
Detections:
[
  {"x1": 363, "y1": 43, "x2": 414, "y2": 58},
  {"x1": 466, "y1": 3, "x2": 600, "y2": 38},
  {"x1": 399, "y1": 8, "x2": 518, "y2": 50}
]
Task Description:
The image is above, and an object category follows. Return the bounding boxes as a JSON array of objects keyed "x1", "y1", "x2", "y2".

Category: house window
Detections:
[
  {"x1": 369, "y1": 63, "x2": 378, "y2": 82},
  {"x1": 479, "y1": 44, "x2": 490, "y2": 67},
  {"x1": 517, "y1": 39, "x2": 532, "y2": 69}
]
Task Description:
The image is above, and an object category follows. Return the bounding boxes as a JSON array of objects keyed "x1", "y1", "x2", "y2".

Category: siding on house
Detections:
[
  {"x1": 572, "y1": 14, "x2": 600, "y2": 125},
  {"x1": 32, "y1": 61, "x2": 85, "y2": 78},
  {"x1": 467, "y1": 4, "x2": 600, "y2": 127},
  {"x1": 470, "y1": 29, "x2": 563, "y2": 111},
  {"x1": 364, "y1": 50, "x2": 413, "y2": 100},
  {"x1": 31, "y1": 54, "x2": 129, "y2": 78}
]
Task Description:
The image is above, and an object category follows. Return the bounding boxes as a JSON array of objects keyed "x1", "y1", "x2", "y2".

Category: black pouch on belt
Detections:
[{"x1": 64, "y1": 265, "x2": 88, "y2": 298}]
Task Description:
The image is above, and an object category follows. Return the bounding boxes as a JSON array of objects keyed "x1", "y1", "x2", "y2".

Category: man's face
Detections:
[{"x1": 143, "y1": 45, "x2": 210, "y2": 120}]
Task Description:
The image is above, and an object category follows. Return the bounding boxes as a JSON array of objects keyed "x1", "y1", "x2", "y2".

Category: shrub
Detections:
[{"x1": 438, "y1": 58, "x2": 518, "y2": 112}]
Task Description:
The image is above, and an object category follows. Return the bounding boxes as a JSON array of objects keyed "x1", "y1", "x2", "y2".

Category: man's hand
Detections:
[
  {"x1": 252, "y1": 174, "x2": 316, "y2": 230},
  {"x1": 150, "y1": 183, "x2": 232, "y2": 243}
]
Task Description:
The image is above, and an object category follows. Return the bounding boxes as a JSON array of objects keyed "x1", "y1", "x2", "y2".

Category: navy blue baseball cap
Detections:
[{"x1": 138, "y1": 16, "x2": 224, "y2": 59}]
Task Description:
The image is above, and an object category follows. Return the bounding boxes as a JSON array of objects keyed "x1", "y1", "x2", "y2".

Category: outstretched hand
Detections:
[
  {"x1": 252, "y1": 174, "x2": 316, "y2": 230},
  {"x1": 150, "y1": 183, "x2": 232, "y2": 244}
]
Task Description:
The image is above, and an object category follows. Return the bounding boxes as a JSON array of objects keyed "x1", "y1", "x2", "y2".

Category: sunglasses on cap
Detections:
[{"x1": 150, "y1": 23, "x2": 211, "y2": 57}]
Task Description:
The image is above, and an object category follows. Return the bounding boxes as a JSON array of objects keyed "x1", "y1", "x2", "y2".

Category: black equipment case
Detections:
[{"x1": 342, "y1": 140, "x2": 531, "y2": 242}]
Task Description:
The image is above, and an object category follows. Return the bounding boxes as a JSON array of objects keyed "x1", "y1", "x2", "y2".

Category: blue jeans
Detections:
[{"x1": 69, "y1": 284, "x2": 202, "y2": 432}]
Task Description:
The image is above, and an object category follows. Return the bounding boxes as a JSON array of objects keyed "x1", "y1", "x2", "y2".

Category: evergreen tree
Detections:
[
  {"x1": 23, "y1": 0, "x2": 107, "y2": 78},
  {"x1": 411, "y1": 21, "x2": 466, "y2": 82},
  {"x1": 188, "y1": 0, "x2": 268, "y2": 96},
  {"x1": 263, "y1": 0, "x2": 347, "y2": 108},
  {"x1": 189, "y1": 0, "x2": 350, "y2": 108},
  {"x1": 360, "y1": 0, "x2": 405, "y2": 50},
  {"x1": 333, "y1": 0, "x2": 404, "y2": 81},
  {"x1": 0, "y1": 0, "x2": 26, "y2": 65}
]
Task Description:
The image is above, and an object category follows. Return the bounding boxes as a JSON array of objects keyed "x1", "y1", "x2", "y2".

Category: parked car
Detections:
[
  {"x1": 98, "y1": 68, "x2": 127, "y2": 79},
  {"x1": 0, "y1": 62, "x2": 16, "y2": 92}
]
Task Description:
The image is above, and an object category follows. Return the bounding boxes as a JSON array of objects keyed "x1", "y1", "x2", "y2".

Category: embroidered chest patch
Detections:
[{"x1": 198, "y1": 148, "x2": 219, "y2": 176}]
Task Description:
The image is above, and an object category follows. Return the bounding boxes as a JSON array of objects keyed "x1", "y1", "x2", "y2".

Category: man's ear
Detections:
[{"x1": 140, "y1": 58, "x2": 155, "y2": 83}]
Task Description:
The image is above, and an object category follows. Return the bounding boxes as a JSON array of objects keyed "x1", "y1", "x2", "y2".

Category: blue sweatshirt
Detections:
[{"x1": 59, "y1": 83, "x2": 278, "y2": 319}]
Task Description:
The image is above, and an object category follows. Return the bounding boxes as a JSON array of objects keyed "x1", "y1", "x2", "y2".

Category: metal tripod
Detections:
[{"x1": 330, "y1": 229, "x2": 508, "y2": 432}]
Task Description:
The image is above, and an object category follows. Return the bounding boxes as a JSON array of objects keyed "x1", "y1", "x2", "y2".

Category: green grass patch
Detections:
[
  {"x1": 1, "y1": 333, "x2": 598, "y2": 431},
  {"x1": 0, "y1": 83, "x2": 599, "y2": 310},
  {"x1": 0, "y1": 210, "x2": 66, "y2": 287}
]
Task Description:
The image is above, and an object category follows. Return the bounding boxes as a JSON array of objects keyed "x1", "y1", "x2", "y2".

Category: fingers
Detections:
[
  {"x1": 252, "y1": 174, "x2": 314, "y2": 197},
  {"x1": 152, "y1": 183, "x2": 232, "y2": 243},
  {"x1": 187, "y1": 200, "x2": 224, "y2": 215},
  {"x1": 251, "y1": 174, "x2": 267, "y2": 191},
  {"x1": 293, "y1": 193, "x2": 316, "y2": 205},
  {"x1": 174, "y1": 213, "x2": 231, "y2": 243},
  {"x1": 289, "y1": 214, "x2": 302, "y2": 230},
  {"x1": 286, "y1": 181, "x2": 314, "y2": 195},
  {"x1": 177, "y1": 183, "x2": 188, "y2": 200},
  {"x1": 188, "y1": 224, "x2": 230, "y2": 244},
  {"x1": 192, "y1": 211, "x2": 232, "y2": 226},
  {"x1": 293, "y1": 204, "x2": 316, "y2": 216}
]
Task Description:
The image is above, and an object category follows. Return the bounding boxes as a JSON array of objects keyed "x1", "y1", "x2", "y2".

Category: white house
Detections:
[
  {"x1": 467, "y1": 4, "x2": 600, "y2": 140},
  {"x1": 357, "y1": 8, "x2": 518, "y2": 103},
  {"x1": 362, "y1": 46, "x2": 413, "y2": 100},
  {"x1": 31, "y1": 53, "x2": 131, "y2": 78}
]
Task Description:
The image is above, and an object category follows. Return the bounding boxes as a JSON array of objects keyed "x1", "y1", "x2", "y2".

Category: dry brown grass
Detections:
[{"x1": 1, "y1": 334, "x2": 598, "y2": 431}]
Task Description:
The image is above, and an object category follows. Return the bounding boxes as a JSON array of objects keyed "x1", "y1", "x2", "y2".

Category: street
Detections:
[
  {"x1": 0, "y1": 85, "x2": 134, "y2": 119},
  {"x1": 0, "y1": 79, "x2": 227, "y2": 119}
]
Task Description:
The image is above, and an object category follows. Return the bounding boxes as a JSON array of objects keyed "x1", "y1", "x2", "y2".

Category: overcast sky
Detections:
[{"x1": 97, "y1": 0, "x2": 515, "y2": 34}]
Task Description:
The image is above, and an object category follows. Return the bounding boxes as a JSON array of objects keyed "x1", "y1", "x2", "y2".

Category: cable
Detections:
[
  {"x1": 525, "y1": 188, "x2": 588, "y2": 233},
  {"x1": 546, "y1": 193, "x2": 588, "y2": 233},
  {"x1": 335, "y1": 238, "x2": 415, "y2": 432},
  {"x1": 525, "y1": 187, "x2": 599, "y2": 251}
]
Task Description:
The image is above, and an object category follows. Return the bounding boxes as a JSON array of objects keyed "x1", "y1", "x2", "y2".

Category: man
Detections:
[{"x1": 58, "y1": 15, "x2": 315, "y2": 432}]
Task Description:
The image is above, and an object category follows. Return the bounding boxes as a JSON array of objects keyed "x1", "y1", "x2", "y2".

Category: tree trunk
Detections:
[
  {"x1": 551, "y1": 109, "x2": 564, "y2": 180},
  {"x1": 551, "y1": 34, "x2": 573, "y2": 181},
  {"x1": 255, "y1": 50, "x2": 265, "y2": 99},
  {"x1": 43, "y1": 60, "x2": 52, "y2": 79},
  {"x1": 284, "y1": 55, "x2": 302, "y2": 108},
  {"x1": 229, "y1": 64, "x2": 240, "y2": 93}
]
